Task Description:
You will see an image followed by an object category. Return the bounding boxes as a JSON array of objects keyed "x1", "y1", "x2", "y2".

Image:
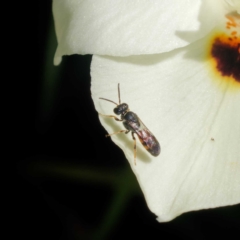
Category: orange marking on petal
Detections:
[{"x1": 226, "y1": 16, "x2": 237, "y2": 27}]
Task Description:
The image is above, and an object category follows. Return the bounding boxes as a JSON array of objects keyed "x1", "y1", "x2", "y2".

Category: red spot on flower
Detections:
[{"x1": 211, "y1": 35, "x2": 240, "y2": 82}]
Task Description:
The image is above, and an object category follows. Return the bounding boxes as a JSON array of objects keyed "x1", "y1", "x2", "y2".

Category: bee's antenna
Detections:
[
  {"x1": 118, "y1": 83, "x2": 121, "y2": 104},
  {"x1": 99, "y1": 98, "x2": 118, "y2": 106}
]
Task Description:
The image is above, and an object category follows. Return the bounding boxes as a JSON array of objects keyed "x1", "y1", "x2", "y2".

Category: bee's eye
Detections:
[{"x1": 114, "y1": 107, "x2": 121, "y2": 115}]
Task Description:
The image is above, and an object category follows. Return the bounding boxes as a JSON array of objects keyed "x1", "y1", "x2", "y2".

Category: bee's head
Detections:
[{"x1": 114, "y1": 103, "x2": 129, "y2": 115}]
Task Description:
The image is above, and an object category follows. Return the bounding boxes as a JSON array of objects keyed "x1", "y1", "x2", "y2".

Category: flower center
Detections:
[
  {"x1": 211, "y1": 34, "x2": 240, "y2": 82},
  {"x1": 207, "y1": 12, "x2": 240, "y2": 89}
]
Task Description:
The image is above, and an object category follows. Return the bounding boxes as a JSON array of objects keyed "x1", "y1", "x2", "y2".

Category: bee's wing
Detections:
[{"x1": 135, "y1": 119, "x2": 160, "y2": 156}]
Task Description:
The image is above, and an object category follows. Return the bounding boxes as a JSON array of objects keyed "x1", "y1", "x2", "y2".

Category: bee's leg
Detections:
[
  {"x1": 106, "y1": 130, "x2": 129, "y2": 137},
  {"x1": 99, "y1": 113, "x2": 122, "y2": 122},
  {"x1": 131, "y1": 132, "x2": 137, "y2": 165}
]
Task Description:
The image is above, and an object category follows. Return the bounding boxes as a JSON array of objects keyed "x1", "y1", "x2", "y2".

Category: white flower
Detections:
[{"x1": 53, "y1": 0, "x2": 240, "y2": 222}]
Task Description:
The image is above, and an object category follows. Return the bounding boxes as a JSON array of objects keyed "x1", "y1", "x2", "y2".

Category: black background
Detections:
[{"x1": 16, "y1": 1, "x2": 240, "y2": 239}]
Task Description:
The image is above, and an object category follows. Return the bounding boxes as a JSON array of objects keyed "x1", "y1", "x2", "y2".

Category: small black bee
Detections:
[{"x1": 99, "y1": 84, "x2": 160, "y2": 165}]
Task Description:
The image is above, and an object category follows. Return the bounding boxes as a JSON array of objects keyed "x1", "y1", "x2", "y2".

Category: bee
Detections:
[{"x1": 99, "y1": 83, "x2": 160, "y2": 165}]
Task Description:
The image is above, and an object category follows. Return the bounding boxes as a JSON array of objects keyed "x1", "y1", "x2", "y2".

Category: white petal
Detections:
[
  {"x1": 225, "y1": 0, "x2": 240, "y2": 13},
  {"x1": 91, "y1": 36, "x2": 240, "y2": 221},
  {"x1": 53, "y1": 0, "x2": 217, "y2": 65}
]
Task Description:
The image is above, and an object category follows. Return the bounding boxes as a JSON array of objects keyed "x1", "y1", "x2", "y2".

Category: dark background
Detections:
[{"x1": 16, "y1": 1, "x2": 240, "y2": 239}]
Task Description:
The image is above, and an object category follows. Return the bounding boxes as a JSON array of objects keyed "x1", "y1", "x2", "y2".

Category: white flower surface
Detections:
[
  {"x1": 53, "y1": 0, "x2": 240, "y2": 222},
  {"x1": 53, "y1": 0, "x2": 214, "y2": 64}
]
